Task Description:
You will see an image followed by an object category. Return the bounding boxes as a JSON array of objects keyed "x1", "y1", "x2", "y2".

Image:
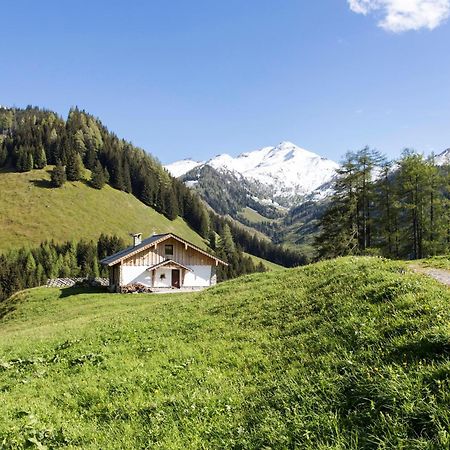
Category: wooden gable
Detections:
[{"x1": 121, "y1": 237, "x2": 217, "y2": 267}]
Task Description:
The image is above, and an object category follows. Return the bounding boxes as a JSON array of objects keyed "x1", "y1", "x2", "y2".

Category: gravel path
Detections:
[{"x1": 410, "y1": 265, "x2": 450, "y2": 286}]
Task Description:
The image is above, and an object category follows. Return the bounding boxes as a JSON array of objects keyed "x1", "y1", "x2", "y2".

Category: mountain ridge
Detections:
[{"x1": 165, "y1": 141, "x2": 339, "y2": 204}]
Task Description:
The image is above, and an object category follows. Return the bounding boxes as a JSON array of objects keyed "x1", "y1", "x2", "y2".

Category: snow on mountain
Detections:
[
  {"x1": 165, "y1": 159, "x2": 203, "y2": 178},
  {"x1": 435, "y1": 148, "x2": 450, "y2": 166},
  {"x1": 165, "y1": 141, "x2": 339, "y2": 201}
]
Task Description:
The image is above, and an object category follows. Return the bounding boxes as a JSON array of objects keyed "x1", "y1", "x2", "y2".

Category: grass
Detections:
[
  {"x1": 238, "y1": 207, "x2": 274, "y2": 224},
  {"x1": 1, "y1": 257, "x2": 450, "y2": 449},
  {"x1": 413, "y1": 255, "x2": 450, "y2": 270},
  {"x1": 0, "y1": 167, "x2": 206, "y2": 252},
  {"x1": 244, "y1": 252, "x2": 284, "y2": 271}
]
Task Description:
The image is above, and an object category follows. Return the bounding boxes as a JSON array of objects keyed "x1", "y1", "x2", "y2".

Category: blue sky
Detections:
[{"x1": 0, "y1": 0, "x2": 449, "y2": 163}]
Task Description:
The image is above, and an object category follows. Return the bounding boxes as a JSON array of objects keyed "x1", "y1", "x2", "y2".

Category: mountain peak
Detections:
[
  {"x1": 276, "y1": 140, "x2": 297, "y2": 148},
  {"x1": 165, "y1": 141, "x2": 339, "y2": 201},
  {"x1": 433, "y1": 148, "x2": 450, "y2": 166},
  {"x1": 165, "y1": 158, "x2": 203, "y2": 178}
]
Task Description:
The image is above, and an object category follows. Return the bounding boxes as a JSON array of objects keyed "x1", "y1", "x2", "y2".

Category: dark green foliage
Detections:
[
  {"x1": 210, "y1": 214, "x2": 307, "y2": 267},
  {"x1": 0, "y1": 108, "x2": 13, "y2": 132},
  {"x1": 14, "y1": 146, "x2": 34, "y2": 172},
  {"x1": 76, "y1": 240, "x2": 99, "y2": 278},
  {"x1": 90, "y1": 160, "x2": 107, "y2": 189},
  {"x1": 215, "y1": 223, "x2": 260, "y2": 281},
  {"x1": 50, "y1": 161, "x2": 66, "y2": 187},
  {"x1": 316, "y1": 148, "x2": 450, "y2": 261},
  {"x1": 0, "y1": 141, "x2": 8, "y2": 167},
  {"x1": 66, "y1": 151, "x2": 84, "y2": 181},
  {"x1": 0, "y1": 234, "x2": 126, "y2": 303},
  {"x1": 34, "y1": 145, "x2": 47, "y2": 169},
  {"x1": 97, "y1": 233, "x2": 125, "y2": 276}
]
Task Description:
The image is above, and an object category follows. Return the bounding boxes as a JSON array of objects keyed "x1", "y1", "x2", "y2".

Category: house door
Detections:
[{"x1": 172, "y1": 269, "x2": 180, "y2": 288}]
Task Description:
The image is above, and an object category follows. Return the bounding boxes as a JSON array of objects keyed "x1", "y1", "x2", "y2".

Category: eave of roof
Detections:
[
  {"x1": 100, "y1": 233, "x2": 228, "y2": 267},
  {"x1": 147, "y1": 259, "x2": 193, "y2": 272}
]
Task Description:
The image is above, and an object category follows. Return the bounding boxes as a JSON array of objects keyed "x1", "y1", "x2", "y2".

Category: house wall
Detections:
[
  {"x1": 121, "y1": 237, "x2": 215, "y2": 267},
  {"x1": 119, "y1": 264, "x2": 212, "y2": 288},
  {"x1": 184, "y1": 265, "x2": 212, "y2": 287},
  {"x1": 154, "y1": 268, "x2": 172, "y2": 288},
  {"x1": 121, "y1": 265, "x2": 153, "y2": 286}
]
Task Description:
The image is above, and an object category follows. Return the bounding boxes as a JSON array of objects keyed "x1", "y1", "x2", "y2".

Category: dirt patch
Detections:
[{"x1": 410, "y1": 265, "x2": 450, "y2": 287}]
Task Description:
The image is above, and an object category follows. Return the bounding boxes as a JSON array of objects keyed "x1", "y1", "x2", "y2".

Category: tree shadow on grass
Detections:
[
  {"x1": 29, "y1": 178, "x2": 53, "y2": 188},
  {"x1": 59, "y1": 286, "x2": 108, "y2": 299}
]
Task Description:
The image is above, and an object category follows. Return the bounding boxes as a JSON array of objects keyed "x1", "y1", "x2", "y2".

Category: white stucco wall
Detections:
[
  {"x1": 184, "y1": 265, "x2": 212, "y2": 287},
  {"x1": 154, "y1": 268, "x2": 172, "y2": 288},
  {"x1": 121, "y1": 264, "x2": 213, "y2": 288},
  {"x1": 121, "y1": 266, "x2": 153, "y2": 287}
]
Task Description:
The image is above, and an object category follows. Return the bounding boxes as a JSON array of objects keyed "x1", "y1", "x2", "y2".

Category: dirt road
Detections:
[{"x1": 410, "y1": 265, "x2": 450, "y2": 287}]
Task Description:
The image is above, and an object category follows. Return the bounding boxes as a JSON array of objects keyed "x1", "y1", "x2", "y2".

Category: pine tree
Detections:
[
  {"x1": 316, "y1": 154, "x2": 359, "y2": 258},
  {"x1": 91, "y1": 160, "x2": 106, "y2": 189},
  {"x1": 24, "y1": 251, "x2": 37, "y2": 286},
  {"x1": 66, "y1": 151, "x2": 84, "y2": 181},
  {"x1": 24, "y1": 151, "x2": 34, "y2": 172},
  {"x1": 0, "y1": 142, "x2": 7, "y2": 167},
  {"x1": 50, "y1": 161, "x2": 67, "y2": 187},
  {"x1": 34, "y1": 146, "x2": 47, "y2": 169},
  {"x1": 163, "y1": 187, "x2": 179, "y2": 220},
  {"x1": 219, "y1": 224, "x2": 235, "y2": 256}
]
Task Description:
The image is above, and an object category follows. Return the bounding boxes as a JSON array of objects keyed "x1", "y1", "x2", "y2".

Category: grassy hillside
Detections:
[
  {"x1": 239, "y1": 207, "x2": 274, "y2": 224},
  {"x1": 1, "y1": 257, "x2": 450, "y2": 449},
  {"x1": 245, "y1": 252, "x2": 283, "y2": 271},
  {"x1": 413, "y1": 255, "x2": 450, "y2": 270},
  {"x1": 0, "y1": 167, "x2": 281, "y2": 272},
  {"x1": 0, "y1": 167, "x2": 206, "y2": 251}
]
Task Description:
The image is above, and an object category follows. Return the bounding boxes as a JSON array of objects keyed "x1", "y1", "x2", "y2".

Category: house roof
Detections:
[
  {"x1": 100, "y1": 233, "x2": 228, "y2": 267},
  {"x1": 147, "y1": 259, "x2": 193, "y2": 272}
]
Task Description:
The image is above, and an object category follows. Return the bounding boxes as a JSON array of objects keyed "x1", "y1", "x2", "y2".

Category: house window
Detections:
[{"x1": 165, "y1": 244, "x2": 174, "y2": 256}]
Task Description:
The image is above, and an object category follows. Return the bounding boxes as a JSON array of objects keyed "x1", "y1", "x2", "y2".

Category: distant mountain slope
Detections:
[
  {"x1": 434, "y1": 148, "x2": 450, "y2": 166},
  {"x1": 180, "y1": 164, "x2": 282, "y2": 218},
  {"x1": 0, "y1": 167, "x2": 205, "y2": 252},
  {"x1": 166, "y1": 141, "x2": 339, "y2": 206},
  {"x1": 167, "y1": 158, "x2": 203, "y2": 177}
]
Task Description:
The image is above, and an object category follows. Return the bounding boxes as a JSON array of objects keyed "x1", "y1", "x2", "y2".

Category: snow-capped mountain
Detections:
[
  {"x1": 165, "y1": 158, "x2": 203, "y2": 178},
  {"x1": 435, "y1": 148, "x2": 450, "y2": 166},
  {"x1": 165, "y1": 141, "x2": 339, "y2": 203}
]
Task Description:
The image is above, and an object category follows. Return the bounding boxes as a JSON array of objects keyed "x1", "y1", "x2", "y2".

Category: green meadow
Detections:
[
  {"x1": 0, "y1": 167, "x2": 205, "y2": 252},
  {"x1": 1, "y1": 257, "x2": 450, "y2": 449}
]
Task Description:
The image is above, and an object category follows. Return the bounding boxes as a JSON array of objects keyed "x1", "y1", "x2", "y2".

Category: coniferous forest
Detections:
[
  {"x1": 0, "y1": 106, "x2": 306, "y2": 302},
  {"x1": 316, "y1": 147, "x2": 450, "y2": 260}
]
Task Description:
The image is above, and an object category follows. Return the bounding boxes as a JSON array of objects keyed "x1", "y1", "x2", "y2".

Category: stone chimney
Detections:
[{"x1": 131, "y1": 233, "x2": 142, "y2": 247}]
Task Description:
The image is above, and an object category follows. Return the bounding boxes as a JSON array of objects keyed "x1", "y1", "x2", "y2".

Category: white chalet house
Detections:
[{"x1": 100, "y1": 233, "x2": 227, "y2": 292}]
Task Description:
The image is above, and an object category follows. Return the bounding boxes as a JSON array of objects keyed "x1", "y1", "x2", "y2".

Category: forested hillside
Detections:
[
  {"x1": 0, "y1": 106, "x2": 305, "y2": 269},
  {"x1": 316, "y1": 147, "x2": 450, "y2": 260}
]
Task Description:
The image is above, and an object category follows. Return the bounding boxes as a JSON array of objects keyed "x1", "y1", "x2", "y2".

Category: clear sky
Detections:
[{"x1": 1, "y1": 0, "x2": 449, "y2": 163}]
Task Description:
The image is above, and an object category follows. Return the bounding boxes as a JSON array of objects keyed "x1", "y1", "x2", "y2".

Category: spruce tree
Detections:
[
  {"x1": 34, "y1": 146, "x2": 47, "y2": 169},
  {"x1": 66, "y1": 151, "x2": 84, "y2": 181},
  {"x1": 24, "y1": 151, "x2": 34, "y2": 172},
  {"x1": 91, "y1": 160, "x2": 106, "y2": 189},
  {"x1": 50, "y1": 161, "x2": 67, "y2": 187},
  {"x1": 0, "y1": 142, "x2": 7, "y2": 167}
]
